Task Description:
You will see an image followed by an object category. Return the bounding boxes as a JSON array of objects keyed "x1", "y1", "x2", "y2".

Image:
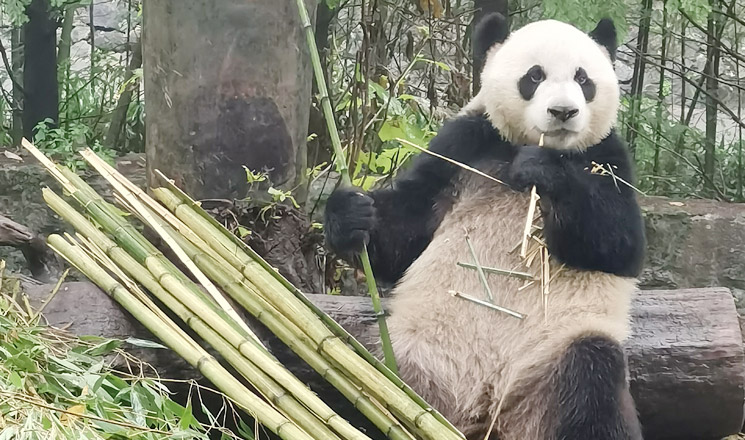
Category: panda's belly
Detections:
[{"x1": 386, "y1": 185, "x2": 635, "y2": 423}]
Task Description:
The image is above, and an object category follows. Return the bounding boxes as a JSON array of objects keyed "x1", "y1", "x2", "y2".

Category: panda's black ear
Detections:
[
  {"x1": 473, "y1": 12, "x2": 510, "y2": 62},
  {"x1": 589, "y1": 18, "x2": 617, "y2": 61}
]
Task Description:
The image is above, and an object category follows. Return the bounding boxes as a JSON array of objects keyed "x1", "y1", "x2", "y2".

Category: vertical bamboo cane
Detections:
[{"x1": 294, "y1": 0, "x2": 397, "y2": 375}]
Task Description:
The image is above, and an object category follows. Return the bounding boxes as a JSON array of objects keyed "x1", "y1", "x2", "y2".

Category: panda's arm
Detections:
[
  {"x1": 508, "y1": 133, "x2": 645, "y2": 277},
  {"x1": 325, "y1": 114, "x2": 509, "y2": 284}
]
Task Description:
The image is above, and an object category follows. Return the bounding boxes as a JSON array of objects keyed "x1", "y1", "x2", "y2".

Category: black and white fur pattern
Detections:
[{"x1": 325, "y1": 14, "x2": 645, "y2": 440}]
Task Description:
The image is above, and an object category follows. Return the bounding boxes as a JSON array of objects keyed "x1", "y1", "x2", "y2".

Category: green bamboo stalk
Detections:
[
  {"x1": 42, "y1": 178, "x2": 411, "y2": 440},
  {"x1": 56, "y1": 152, "x2": 404, "y2": 440},
  {"x1": 46, "y1": 234, "x2": 314, "y2": 440},
  {"x1": 55, "y1": 166, "x2": 242, "y2": 334},
  {"x1": 23, "y1": 138, "x2": 462, "y2": 440},
  {"x1": 79, "y1": 150, "x2": 259, "y2": 343},
  {"x1": 456, "y1": 262, "x2": 534, "y2": 281},
  {"x1": 151, "y1": 214, "x2": 416, "y2": 440},
  {"x1": 151, "y1": 182, "x2": 463, "y2": 439},
  {"x1": 294, "y1": 0, "x2": 397, "y2": 375},
  {"x1": 152, "y1": 187, "x2": 462, "y2": 440},
  {"x1": 42, "y1": 188, "x2": 369, "y2": 440}
]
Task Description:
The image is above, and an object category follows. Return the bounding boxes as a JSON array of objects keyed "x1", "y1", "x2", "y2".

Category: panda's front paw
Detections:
[
  {"x1": 324, "y1": 188, "x2": 376, "y2": 254},
  {"x1": 508, "y1": 145, "x2": 554, "y2": 191}
]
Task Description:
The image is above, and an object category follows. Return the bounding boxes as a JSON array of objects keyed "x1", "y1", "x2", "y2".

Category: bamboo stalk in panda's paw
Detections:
[{"x1": 519, "y1": 134, "x2": 544, "y2": 259}]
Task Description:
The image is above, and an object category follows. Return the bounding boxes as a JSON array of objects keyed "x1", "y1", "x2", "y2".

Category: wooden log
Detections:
[
  {"x1": 21, "y1": 282, "x2": 745, "y2": 440},
  {"x1": 0, "y1": 215, "x2": 60, "y2": 282}
]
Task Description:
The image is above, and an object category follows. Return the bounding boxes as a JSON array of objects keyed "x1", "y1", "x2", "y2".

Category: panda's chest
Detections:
[{"x1": 433, "y1": 184, "x2": 532, "y2": 271}]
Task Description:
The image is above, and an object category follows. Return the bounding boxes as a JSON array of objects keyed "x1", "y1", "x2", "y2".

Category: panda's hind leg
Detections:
[{"x1": 554, "y1": 334, "x2": 642, "y2": 440}]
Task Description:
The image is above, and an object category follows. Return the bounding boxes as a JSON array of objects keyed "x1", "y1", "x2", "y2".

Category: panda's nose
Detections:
[{"x1": 548, "y1": 106, "x2": 579, "y2": 122}]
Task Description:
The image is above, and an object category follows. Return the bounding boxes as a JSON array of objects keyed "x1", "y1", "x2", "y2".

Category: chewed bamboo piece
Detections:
[
  {"x1": 463, "y1": 228, "x2": 494, "y2": 303},
  {"x1": 588, "y1": 161, "x2": 647, "y2": 196},
  {"x1": 515, "y1": 133, "x2": 553, "y2": 321},
  {"x1": 449, "y1": 291, "x2": 524, "y2": 320},
  {"x1": 396, "y1": 138, "x2": 505, "y2": 185}
]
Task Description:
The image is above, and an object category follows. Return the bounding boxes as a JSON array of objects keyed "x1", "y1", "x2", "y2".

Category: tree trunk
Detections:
[
  {"x1": 22, "y1": 0, "x2": 59, "y2": 139},
  {"x1": 24, "y1": 282, "x2": 745, "y2": 440},
  {"x1": 57, "y1": 6, "x2": 75, "y2": 65},
  {"x1": 104, "y1": 39, "x2": 143, "y2": 150},
  {"x1": 625, "y1": 0, "x2": 653, "y2": 155},
  {"x1": 703, "y1": 2, "x2": 720, "y2": 194},
  {"x1": 10, "y1": 27, "x2": 23, "y2": 147},
  {"x1": 143, "y1": 0, "x2": 316, "y2": 200},
  {"x1": 470, "y1": 0, "x2": 508, "y2": 95}
]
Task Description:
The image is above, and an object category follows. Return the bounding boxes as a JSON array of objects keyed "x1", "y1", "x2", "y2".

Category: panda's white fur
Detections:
[
  {"x1": 467, "y1": 19, "x2": 620, "y2": 150},
  {"x1": 385, "y1": 19, "x2": 637, "y2": 439},
  {"x1": 387, "y1": 178, "x2": 635, "y2": 438}
]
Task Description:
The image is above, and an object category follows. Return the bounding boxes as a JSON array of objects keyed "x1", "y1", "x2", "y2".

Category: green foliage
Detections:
[
  {"x1": 243, "y1": 167, "x2": 301, "y2": 221},
  {"x1": 0, "y1": 286, "x2": 215, "y2": 439},
  {"x1": 666, "y1": 0, "x2": 712, "y2": 24},
  {"x1": 0, "y1": 0, "x2": 32, "y2": 25},
  {"x1": 33, "y1": 119, "x2": 114, "y2": 170},
  {"x1": 59, "y1": 50, "x2": 144, "y2": 154},
  {"x1": 542, "y1": 0, "x2": 629, "y2": 39},
  {"x1": 322, "y1": 0, "x2": 342, "y2": 8}
]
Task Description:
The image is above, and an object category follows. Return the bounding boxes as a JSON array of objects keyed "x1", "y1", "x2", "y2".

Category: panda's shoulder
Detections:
[
  {"x1": 582, "y1": 131, "x2": 632, "y2": 164},
  {"x1": 429, "y1": 112, "x2": 512, "y2": 158}
]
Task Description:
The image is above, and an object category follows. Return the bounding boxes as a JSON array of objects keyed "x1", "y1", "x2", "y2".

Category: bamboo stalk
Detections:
[
  {"x1": 79, "y1": 149, "x2": 258, "y2": 343},
  {"x1": 46, "y1": 234, "x2": 315, "y2": 440},
  {"x1": 151, "y1": 186, "x2": 463, "y2": 440},
  {"x1": 456, "y1": 263, "x2": 534, "y2": 281},
  {"x1": 463, "y1": 228, "x2": 494, "y2": 303},
  {"x1": 60, "y1": 158, "x2": 415, "y2": 439},
  {"x1": 151, "y1": 177, "x2": 461, "y2": 438},
  {"x1": 294, "y1": 0, "x2": 397, "y2": 375},
  {"x1": 520, "y1": 186, "x2": 539, "y2": 259},
  {"x1": 396, "y1": 138, "x2": 505, "y2": 185},
  {"x1": 43, "y1": 183, "x2": 413, "y2": 440},
  {"x1": 448, "y1": 291, "x2": 525, "y2": 319},
  {"x1": 75, "y1": 237, "x2": 345, "y2": 440},
  {"x1": 152, "y1": 211, "x2": 417, "y2": 440},
  {"x1": 42, "y1": 188, "x2": 370, "y2": 440},
  {"x1": 53, "y1": 165, "x2": 240, "y2": 332}
]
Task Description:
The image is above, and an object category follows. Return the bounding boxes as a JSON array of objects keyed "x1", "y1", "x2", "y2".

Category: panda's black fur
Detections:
[
  {"x1": 325, "y1": 116, "x2": 644, "y2": 282},
  {"x1": 325, "y1": 13, "x2": 645, "y2": 440}
]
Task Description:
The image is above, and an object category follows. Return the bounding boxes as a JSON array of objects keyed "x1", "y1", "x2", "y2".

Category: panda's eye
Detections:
[
  {"x1": 529, "y1": 66, "x2": 545, "y2": 83},
  {"x1": 575, "y1": 68, "x2": 588, "y2": 85}
]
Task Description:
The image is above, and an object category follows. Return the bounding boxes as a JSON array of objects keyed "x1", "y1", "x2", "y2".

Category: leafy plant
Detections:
[
  {"x1": 0, "y1": 274, "x2": 229, "y2": 439},
  {"x1": 542, "y1": 0, "x2": 629, "y2": 38},
  {"x1": 33, "y1": 119, "x2": 113, "y2": 170}
]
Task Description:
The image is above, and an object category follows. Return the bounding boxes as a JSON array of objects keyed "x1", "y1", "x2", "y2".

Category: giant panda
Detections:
[{"x1": 324, "y1": 13, "x2": 645, "y2": 440}]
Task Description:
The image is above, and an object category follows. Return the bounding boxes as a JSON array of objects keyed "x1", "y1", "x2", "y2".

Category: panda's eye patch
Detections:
[
  {"x1": 575, "y1": 67, "x2": 597, "y2": 102},
  {"x1": 575, "y1": 68, "x2": 588, "y2": 85},
  {"x1": 528, "y1": 65, "x2": 545, "y2": 83},
  {"x1": 518, "y1": 65, "x2": 545, "y2": 100}
]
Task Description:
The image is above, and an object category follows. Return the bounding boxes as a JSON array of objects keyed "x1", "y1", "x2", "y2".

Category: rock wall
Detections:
[
  {"x1": 639, "y1": 197, "x2": 745, "y2": 312},
  {"x1": 2, "y1": 153, "x2": 745, "y2": 310}
]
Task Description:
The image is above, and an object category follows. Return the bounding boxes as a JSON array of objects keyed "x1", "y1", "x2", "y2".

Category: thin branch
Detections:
[{"x1": 0, "y1": 39, "x2": 25, "y2": 95}]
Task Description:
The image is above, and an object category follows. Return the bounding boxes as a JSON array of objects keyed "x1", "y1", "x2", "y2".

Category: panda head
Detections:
[{"x1": 472, "y1": 14, "x2": 620, "y2": 150}]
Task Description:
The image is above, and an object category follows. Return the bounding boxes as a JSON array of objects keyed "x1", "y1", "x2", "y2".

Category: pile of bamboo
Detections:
[{"x1": 22, "y1": 139, "x2": 465, "y2": 440}]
